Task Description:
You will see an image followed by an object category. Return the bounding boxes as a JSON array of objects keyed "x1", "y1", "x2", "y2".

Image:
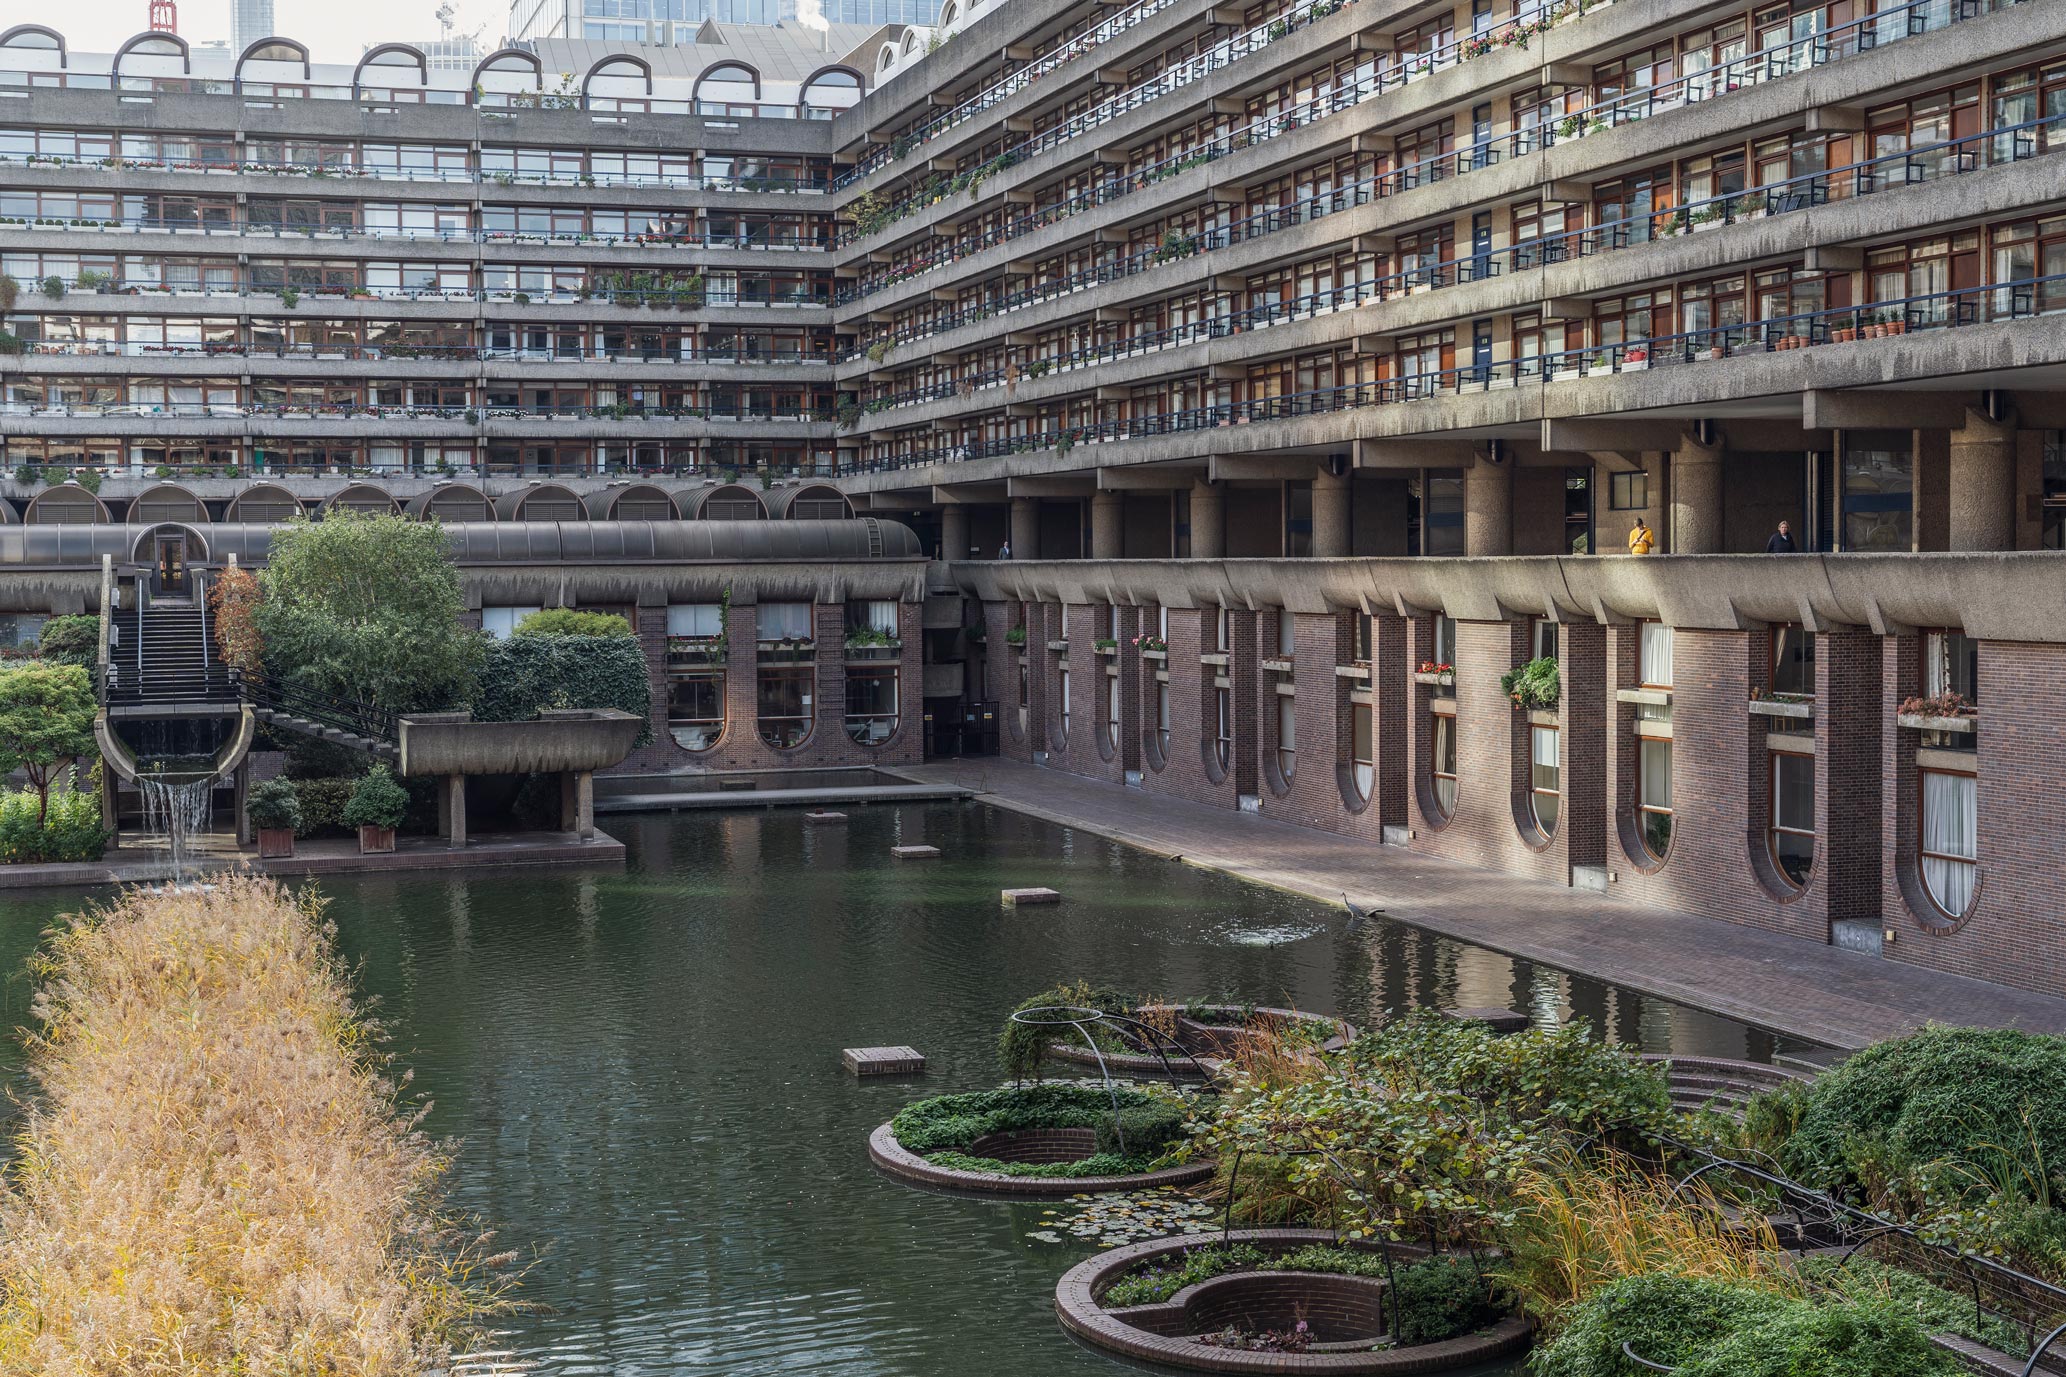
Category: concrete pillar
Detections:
[
  {"x1": 1464, "y1": 458, "x2": 1512, "y2": 557},
  {"x1": 941, "y1": 505, "x2": 972, "y2": 561},
  {"x1": 576, "y1": 770, "x2": 595, "y2": 841},
  {"x1": 1312, "y1": 466, "x2": 1351, "y2": 557},
  {"x1": 1008, "y1": 497, "x2": 1039, "y2": 559},
  {"x1": 1090, "y1": 490, "x2": 1123, "y2": 559},
  {"x1": 233, "y1": 758, "x2": 251, "y2": 846},
  {"x1": 1670, "y1": 432, "x2": 1724, "y2": 554},
  {"x1": 1189, "y1": 479, "x2": 1225, "y2": 558},
  {"x1": 444, "y1": 774, "x2": 466, "y2": 850},
  {"x1": 1947, "y1": 406, "x2": 2017, "y2": 552}
]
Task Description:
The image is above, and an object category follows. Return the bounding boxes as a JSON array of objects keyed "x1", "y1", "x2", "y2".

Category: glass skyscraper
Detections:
[{"x1": 509, "y1": 0, "x2": 935, "y2": 39}]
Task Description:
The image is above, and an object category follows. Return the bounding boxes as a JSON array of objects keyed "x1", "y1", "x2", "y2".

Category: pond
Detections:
[{"x1": 0, "y1": 802, "x2": 1819, "y2": 1375}]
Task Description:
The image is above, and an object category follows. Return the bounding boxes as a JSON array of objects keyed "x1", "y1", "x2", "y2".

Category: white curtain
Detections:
[
  {"x1": 858, "y1": 599, "x2": 898, "y2": 633},
  {"x1": 667, "y1": 604, "x2": 723, "y2": 637},
  {"x1": 1640, "y1": 623, "x2": 1674, "y2": 687},
  {"x1": 482, "y1": 605, "x2": 541, "y2": 640},
  {"x1": 1922, "y1": 771, "x2": 1978, "y2": 916},
  {"x1": 757, "y1": 602, "x2": 813, "y2": 639}
]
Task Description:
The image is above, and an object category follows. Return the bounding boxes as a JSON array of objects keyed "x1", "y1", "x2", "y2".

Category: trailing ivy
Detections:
[{"x1": 471, "y1": 633, "x2": 652, "y2": 748}]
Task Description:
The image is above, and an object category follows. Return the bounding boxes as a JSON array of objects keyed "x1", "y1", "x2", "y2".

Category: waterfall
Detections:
[{"x1": 137, "y1": 776, "x2": 215, "y2": 880}]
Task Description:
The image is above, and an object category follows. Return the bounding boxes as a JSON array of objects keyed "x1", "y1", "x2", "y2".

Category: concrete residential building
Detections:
[{"x1": 0, "y1": 0, "x2": 2064, "y2": 997}]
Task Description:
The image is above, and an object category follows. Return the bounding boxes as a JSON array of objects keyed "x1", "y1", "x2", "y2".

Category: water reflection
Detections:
[{"x1": 0, "y1": 802, "x2": 1809, "y2": 1375}]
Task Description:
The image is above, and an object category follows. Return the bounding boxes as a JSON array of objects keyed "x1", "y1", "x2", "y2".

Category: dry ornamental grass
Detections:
[{"x1": 0, "y1": 874, "x2": 518, "y2": 1376}]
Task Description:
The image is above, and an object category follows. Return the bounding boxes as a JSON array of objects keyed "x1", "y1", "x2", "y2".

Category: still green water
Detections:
[{"x1": 0, "y1": 802, "x2": 1805, "y2": 1375}]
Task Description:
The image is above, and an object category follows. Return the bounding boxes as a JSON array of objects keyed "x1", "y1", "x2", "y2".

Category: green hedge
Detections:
[
  {"x1": 0, "y1": 787, "x2": 106, "y2": 863},
  {"x1": 890, "y1": 1084, "x2": 1190, "y2": 1177},
  {"x1": 471, "y1": 634, "x2": 651, "y2": 747},
  {"x1": 34, "y1": 616, "x2": 100, "y2": 670},
  {"x1": 287, "y1": 774, "x2": 436, "y2": 838}
]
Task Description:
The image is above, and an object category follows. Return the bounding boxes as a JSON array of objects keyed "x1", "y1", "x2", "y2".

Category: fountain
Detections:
[
  {"x1": 135, "y1": 772, "x2": 217, "y2": 881},
  {"x1": 94, "y1": 705, "x2": 256, "y2": 885}
]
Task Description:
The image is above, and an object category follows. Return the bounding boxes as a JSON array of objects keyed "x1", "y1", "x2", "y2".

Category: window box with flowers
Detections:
[
  {"x1": 1132, "y1": 633, "x2": 1167, "y2": 661},
  {"x1": 1897, "y1": 691, "x2": 1975, "y2": 734},
  {"x1": 667, "y1": 635, "x2": 726, "y2": 667},
  {"x1": 1005, "y1": 626, "x2": 1027, "y2": 649},
  {"x1": 1413, "y1": 661, "x2": 1455, "y2": 687},
  {"x1": 757, "y1": 637, "x2": 817, "y2": 664},
  {"x1": 1499, "y1": 657, "x2": 1560, "y2": 712},
  {"x1": 1093, "y1": 637, "x2": 1119, "y2": 656},
  {"x1": 1748, "y1": 688, "x2": 1814, "y2": 721},
  {"x1": 843, "y1": 625, "x2": 901, "y2": 662}
]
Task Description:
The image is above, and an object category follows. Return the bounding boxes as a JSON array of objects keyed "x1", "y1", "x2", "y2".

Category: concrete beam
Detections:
[
  {"x1": 1803, "y1": 389, "x2": 1978, "y2": 431},
  {"x1": 1096, "y1": 465, "x2": 1204, "y2": 490},
  {"x1": 1095, "y1": 307, "x2": 1129, "y2": 324},
  {"x1": 1543, "y1": 296, "x2": 1592, "y2": 321},
  {"x1": 1210, "y1": 453, "x2": 1326, "y2": 481},
  {"x1": 1354, "y1": 232, "x2": 1394, "y2": 255},
  {"x1": 1540, "y1": 418, "x2": 1690, "y2": 454},
  {"x1": 1352, "y1": 132, "x2": 1395, "y2": 157},
  {"x1": 1354, "y1": 438, "x2": 1483, "y2": 469},
  {"x1": 1543, "y1": 180, "x2": 1590, "y2": 205},
  {"x1": 1007, "y1": 474, "x2": 1096, "y2": 497},
  {"x1": 1095, "y1": 386, "x2": 1130, "y2": 402},
  {"x1": 1803, "y1": 245, "x2": 1863, "y2": 272},
  {"x1": 930, "y1": 484, "x2": 1005, "y2": 505},
  {"x1": 1096, "y1": 66, "x2": 1129, "y2": 85},
  {"x1": 1807, "y1": 104, "x2": 1867, "y2": 132},
  {"x1": 1351, "y1": 32, "x2": 1393, "y2": 54},
  {"x1": 1210, "y1": 97, "x2": 1245, "y2": 116},
  {"x1": 1540, "y1": 61, "x2": 1589, "y2": 86}
]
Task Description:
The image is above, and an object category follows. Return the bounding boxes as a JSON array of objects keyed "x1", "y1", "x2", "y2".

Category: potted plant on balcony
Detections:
[
  {"x1": 1499, "y1": 656, "x2": 1560, "y2": 712},
  {"x1": 1005, "y1": 625, "x2": 1028, "y2": 648},
  {"x1": 247, "y1": 777, "x2": 301, "y2": 860},
  {"x1": 341, "y1": 764, "x2": 408, "y2": 855}
]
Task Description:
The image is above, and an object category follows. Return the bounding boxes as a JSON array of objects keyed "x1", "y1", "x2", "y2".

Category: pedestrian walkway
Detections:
[{"x1": 903, "y1": 759, "x2": 2066, "y2": 1050}]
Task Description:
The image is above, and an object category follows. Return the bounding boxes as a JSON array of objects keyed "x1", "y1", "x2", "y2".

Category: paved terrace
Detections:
[{"x1": 904, "y1": 759, "x2": 2066, "y2": 1050}]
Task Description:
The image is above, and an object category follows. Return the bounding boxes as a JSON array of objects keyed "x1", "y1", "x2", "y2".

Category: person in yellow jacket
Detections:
[{"x1": 1627, "y1": 517, "x2": 1655, "y2": 555}]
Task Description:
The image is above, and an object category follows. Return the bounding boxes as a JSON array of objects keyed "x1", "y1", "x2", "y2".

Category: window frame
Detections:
[
  {"x1": 1529, "y1": 721, "x2": 1560, "y2": 838},
  {"x1": 1769, "y1": 749, "x2": 1815, "y2": 888}
]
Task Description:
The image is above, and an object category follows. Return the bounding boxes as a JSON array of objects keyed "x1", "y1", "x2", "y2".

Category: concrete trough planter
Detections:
[
  {"x1": 1056, "y1": 1230, "x2": 1533, "y2": 1374},
  {"x1": 890, "y1": 844, "x2": 941, "y2": 859}
]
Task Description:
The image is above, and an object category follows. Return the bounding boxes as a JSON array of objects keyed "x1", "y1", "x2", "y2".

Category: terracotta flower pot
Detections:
[
  {"x1": 358, "y1": 825, "x2": 396, "y2": 855},
  {"x1": 257, "y1": 827, "x2": 295, "y2": 859}
]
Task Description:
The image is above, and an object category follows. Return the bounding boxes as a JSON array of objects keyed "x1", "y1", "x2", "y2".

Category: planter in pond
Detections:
[
  {"x1": 1056, "y1": 1229, "x2": 1532, "y2": 1374},
  {"x1": 869, "y1": 1084, "x2": 1212, "y2": 1198},
  {"x1": 1045, "y1": 1003, "x2": 1359, "y2": 1080}
]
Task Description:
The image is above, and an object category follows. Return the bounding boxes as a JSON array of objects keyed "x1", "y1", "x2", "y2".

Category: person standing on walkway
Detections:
[
  {"x1": 997, "y1": 539, "x2": 1011, "y2": 560},
  {"x1": 1766, "y1": 519, "x2": 1799, "y2": 552},
  {"x1": 1627, "y1": 517, "x2": 1655, "y2": 555}
]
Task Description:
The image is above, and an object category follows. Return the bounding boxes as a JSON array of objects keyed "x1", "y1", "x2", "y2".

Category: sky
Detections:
[{"x1": 48, "y1": 0, "x2": 510, "y2": 62}]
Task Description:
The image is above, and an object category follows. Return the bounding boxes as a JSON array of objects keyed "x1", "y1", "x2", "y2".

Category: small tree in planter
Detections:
[
  {"x1": 340, "y1": 765, "x2": 409, "y2": 854},
  {"x1": 247, "y1": 777, "x2": 302, "y2": 859}
]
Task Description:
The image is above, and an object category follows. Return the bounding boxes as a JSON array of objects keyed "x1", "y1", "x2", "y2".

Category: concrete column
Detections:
[
  {"x1": 1947, "y1": 406, "x2": 2018, "y2": 552},
  {"x1": 941, "y1": 505, "x2": 972, "y2": 561},
  {"x1": 1189, "y1": 480, "x2": 1225, "y2": 558},
  {"x1": 576, "y1": 769, "x2": 595, "y2": 841},
  {"x1": 1312, "y1": 466, "x2": 1351, "y2": 557},
  {"x1": 233, "y1": 759, "x2": 251, "y2": 846},
  {"x1": 1464, "y1": 459, "x2": 1512, "y2": 557},
  {"x1": 1670, "y1": 432, "x2": 1724, "y2": 554},
  {"x1": 1090, "y1": 490, "x2": 1123, "y2": 559},
  {"x1": 444, "y1": 774, "x2": 466, "y2": 850},
  {"x1": 1008, "y1": 497, "x2": 1039, "y2": 559}
]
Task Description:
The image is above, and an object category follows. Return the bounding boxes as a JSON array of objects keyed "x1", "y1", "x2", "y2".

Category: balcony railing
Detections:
[
  {"x1": 14, "y1": 340, "x2": 831, "y2": 367},
  {"x1": 843, "y1": 272, "x2": 2066, "y2": 473},
  {"x1": 0, "y1": 214, "x2": 832, "y2": 251},
  {"x1": 757, "y1": 640, "x2": 817, "y2": 663}
]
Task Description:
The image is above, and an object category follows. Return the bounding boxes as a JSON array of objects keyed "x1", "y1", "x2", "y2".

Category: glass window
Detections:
[
  {"x1": 1154, "y1": 681, "x2": 1171, "y2": 759},
  {"x1": 1105, "y1": 674, "x2": 1120, "y2": 752},
  {"x1": 1639, "y1": 623, "x2": 1674, "y2": 688},
  {"x1": 1354, "y1": 613, "x2": 1373, "y2": 662},
  {"x1": 1277, "y1": 696, "x2": 1297, "y2": 781},
  {"x1": 1433, "y1": 614, "x2": 1457, "y2": 666},
  {"x1": 757, "y1": 602, "x2": 813, "y2": 641},
  {"x1": 1609, "y1": 470, "x2": 1648, "y2": 510},
  {"x1": 844, "y1": 668, "x2": 898, "y2": 745},
  {"x1": 1530, "y1": 723, "x2": 1560, "y2": 836},
  {"x1": 1920, "y1": 768, "x2": 1978, "y2": 918},
  {"x1": 1771, "y1": 752, "x2": 1814, "y2": 886},
  {"x1": 1277, "y1": 611, "x2": 1295, "y2": 657},
  {"x1": 1057, "y1": 667, "x2": 1071, "y2": 746},
  {"x1": 1842, "y1": 431, "x2": 1914, "y2": 551},
  {"x1": 846, "y1": 599, "x2": 898, "y2": 635},
  {"x1": 667, "y1": 603, "x2": 724, "y2": 638},
  {"x1": 481, "y1": 605, "x2": 541, "y2": 640},
  {"x1": 1431, "y1": 713, "x2": 1457, "y2": 817},
  {"x1": 1213, "y1": 686, "x2": 1232, "y2": 770},
  {"x1": 1638, "y1": 735, "x2": 1672, "y2": 860},
  {"x1": 1532, "y1": 619, "x2": 1559, "y2": 662},
  {"x1": 667, "y1": 672, "x2": 724, "y2": 751},
  {"x1": 756, "y1": 666, "x2": 812, "y2": 748},
  {"x1": 1773, "y1": 626, "x2": 1815, "y2": 696},
  {"x1": 1925, "y1": 631, "x2": 1978, "y2": 705},
  {"x1": 1215, "y1": 607, "x2": 1232, "y2": 653},
  {"x1": 1350, "y1": 701, "x2": 1373, "y2": 800}
]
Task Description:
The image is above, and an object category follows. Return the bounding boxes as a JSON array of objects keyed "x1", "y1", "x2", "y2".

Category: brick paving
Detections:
[{"x1": 905, "y1": 758, "x2": 2066, "y2": 1049}]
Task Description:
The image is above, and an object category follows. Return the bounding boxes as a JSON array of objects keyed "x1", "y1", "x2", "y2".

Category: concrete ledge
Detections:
[
  {"x1": 843, "y1": 1045, "x2": 926, "y2": 1076},
  {"x1": 1002, "y1": 886, "x2": 1061, "y2": 905},
  {"x1": 890, "y1": 844, "x2": 942, "y2": 859}
]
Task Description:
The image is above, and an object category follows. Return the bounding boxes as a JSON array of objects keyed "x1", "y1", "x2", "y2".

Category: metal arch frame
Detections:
[{"x1": 1006, "y1": 1003, "x2": 1205, "y2": 1155}]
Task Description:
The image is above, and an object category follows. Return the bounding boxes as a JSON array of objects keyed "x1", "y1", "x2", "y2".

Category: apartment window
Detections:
[
  {"x1": 1841, "y1": 431, "x2": 1914, "y2": 551},
  {"x1": 1638, "y1": 731, "x2": 1673, "y2": 860},
  {"x1": 1215, "y1": 607, "x2": 1232, "y2": 653},
  {"x1": 1350, "y1": 701, "x2": 1374, "y2": 801},
  {"x1": 668, "y1": 672, "x2": 724, "y2": 751},
  {"x1": 1057, "y1": 667, "x2": 1072, "y2": 748},
  {"x1": 1924, "y1": 630, "x2": 1978, "y2": 705},
  {"x1": 1277, "y1": 696, "x2": 1297, "y2": 782},
  {"x1": 1530, "y1": 723, "x2": 1560, "y2": 837},
  {"x1": 1213, "y1": 687, "x2": 1233, "y2": 770},
  {"x1": 1920, "y1": 767, "x2": 1978, "y2": 919},
  {"x1": 845, "y1": 667, "x2": 899, "y2": 745},
  {"x1": 1354, "y1": 613, "x2": 1373, "y2": 662},
  {"x1": 1017, "y1": 656, "x2": 1029, "y2": 735},
  {"x1": 757, "y1": 602, "x2": 814, "y2": 642},
  {"x1": 1431, "y1": 713, "x2": 1458, "y2": 818},
  {"x1": 1154, "y1": 681, "x2": 1171, "y2": 760},
  {"x1": 1433, "y1": 614, "x2": 1457, "y2": 667},
  {"x1": 1610, "y1": 470, "x2": 1648, "y2": 510},
  {"x1": 1531, "y1": 619, "x2": 1559, "y2": 662},
  {"x1": 756, "y1": 667, "x2": 813, "y2": 748},
  {"x1": 1772, "y1": 626, "x2": 1816, "y2": 696},
  {"x1": 1284, "y1": 480, "x2": 1313, "y2": 557},
  {"x1": 1105, "y1": 674, "x2": 1120, "y2": 752},
  {"x1": 481, "y1": 605, "x2": 542, "y2": 640},
  {"x1": 2043, "y1": 432, "x2": 2066, "y2": 548},
  {"x1": 1639, "y1": 622, "x2": 1674, "y2": 688},
  {"x1": 1414, "y1": 470, "x2": 1466, "y2": 555},
  {"x1": 1277, "y1": 611, "x2": 1296, "y2": 658},
  {"x1": 1771, "y1": 752, "x2": 1815, "y2": 886}
]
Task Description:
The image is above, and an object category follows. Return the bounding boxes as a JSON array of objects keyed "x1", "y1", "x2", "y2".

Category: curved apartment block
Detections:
[{"x1": 3, "y1": 0, "x2": 2066, "y2": 995}]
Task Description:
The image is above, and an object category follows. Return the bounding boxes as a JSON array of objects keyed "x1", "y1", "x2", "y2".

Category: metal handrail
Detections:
[{"x1": 239, "y1": 673, "x2": 399, "y2": 746}]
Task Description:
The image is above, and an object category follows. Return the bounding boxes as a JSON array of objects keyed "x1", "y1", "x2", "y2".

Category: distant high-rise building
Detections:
[
  {"x1": 508, "y1": 0, "x2": 931, "y2": 39},
  {"x1": 230, "y1": 0, "x2": 274, "y2": 49}
]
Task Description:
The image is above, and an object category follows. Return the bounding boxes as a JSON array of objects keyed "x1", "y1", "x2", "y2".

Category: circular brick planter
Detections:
[
  {"x1": 868, "y1": 1121, "x2": 1214, "y2": 1198},
  {"x1": 1046, "y1": 1005, "x2": 1360, "y2": 1079},
  {"x1": 1056, "y1": 1229, "x2": 1533, "y2": 1374}
]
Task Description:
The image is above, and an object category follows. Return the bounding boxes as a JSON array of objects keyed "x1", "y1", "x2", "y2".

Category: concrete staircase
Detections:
[
  {"x1": 1646, "y1": 1053, "x2": 1815, "y2": 1120},
  {"x1": 107, "y1": 599, "x2": 234, "y2": 708}
]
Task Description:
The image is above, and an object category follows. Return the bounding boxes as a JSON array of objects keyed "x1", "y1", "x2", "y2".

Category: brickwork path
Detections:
[{"x1": 905, "y1": 759, "x2": 2066, "y2": 1049}]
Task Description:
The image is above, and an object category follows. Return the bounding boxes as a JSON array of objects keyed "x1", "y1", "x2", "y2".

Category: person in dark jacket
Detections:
[{"x1": 1766, "y1": 520, "x2": 1799, "y2": 553}]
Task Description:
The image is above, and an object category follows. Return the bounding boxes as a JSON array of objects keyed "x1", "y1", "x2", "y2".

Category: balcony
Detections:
[
  {"x1": 757, "y1": 639, "x2": 817, "y2": 664},
  {"x1": 666, "y1": 637, "x2": 726, "y2": 669}
]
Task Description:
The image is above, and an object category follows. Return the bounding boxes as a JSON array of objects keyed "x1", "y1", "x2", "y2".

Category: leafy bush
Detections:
[
  {"x1": 288, "y1": 777, "x2": 355, "y2": 837},
  {"x1": 997, "y1": 980, "x2": 1142, "y2": 1081},
  {"x1": 340, "y1": 765, "x2": 409, "y2": 831},
  {"x1": 34, "y1": 615, "x2": 100, "y2": 670},
  {"x1": 208, "y1": 565, "x2": 263, "y2": 673},
  {"x1": 1532, "y1": 1273, "x2": 1796, "y2": 1375},
  {"x1": 471, "y1": 634, "x2": 651, "y2": 748},
  {"x1": 1501, "y1": 656, "x2": 1561, "y2": 710},
  {"x1": 513, "y1": 608, "x2": 632, "y2": 639},
  {"x1": 0, "y1": 784, "x2": 106, "y2": 862},
  {"x1": 1779, "y1": 1026, "x2": 2066, "y2": 1202},
  {"x1": 1094, "y1": 1101, "x2": 1189, "y2": 1158},
  {"x1": 1676, "y1": 1297, "x2": 1963, "y2": 1377},
  {"x1": 890, "y1": 1084, "x2": 1185, "y2": 1177},
  {"x1": 245, "y1": 777, "x2": 302, "y2": 833},
  {"x1": 1391, "y1": 1255, "x2": 1510, "y2": 1345},
  {"x1": 1102, "y1": 1243, "x2": 1267, "y2": 1307},
  {"x1": 1795, "y1": 1256, "x2": 2028, "y2": 1356}
]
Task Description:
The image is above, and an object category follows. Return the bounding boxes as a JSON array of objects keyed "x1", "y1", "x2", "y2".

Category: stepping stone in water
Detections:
[
  {"x1": 843, "y1": 1045, "x2": 926, "y2": 1077},
  {"x1": 890, "y1": 845, "x2": 940, "y2": 859},
  {"x1": 804, "y1": 811, "x2": 847, "y2": 823},
  {"x1": 1002, "y1": 887, "x2": 1061, "y2": 906},
  {"x1": 1443, "y1": 1006, "x2": 1532, "y2": 1035}
]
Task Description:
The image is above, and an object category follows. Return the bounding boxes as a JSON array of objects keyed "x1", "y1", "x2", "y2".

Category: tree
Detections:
[
  {"x1": 33, "y1": 616, "x2": 100, "y2": 671},
  {"x1": 255, "y1": 514, "x2": 481, "y2": 717},
  {"x1": 0, "y1": 663, "x2": 99, "y2": 824},
  {"x1": 208, "y1": 565, "x2": 263, "y2": 673}
]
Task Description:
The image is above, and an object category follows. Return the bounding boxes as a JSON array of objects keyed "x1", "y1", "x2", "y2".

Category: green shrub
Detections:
[
  {"x1": 513, "y1": 608, "x2": 633, "y2": 639},
  {"x1": 471, "y1": 634, "x2": 651, "y2": 748},
  {"x1": 1103, "y1": 1244, "x2": 1268, "y2": 1307},
  {"x1": 1780, "y1": 1026, "x2": 2066, "y2": 1201},
  {"x1": 1500, "y1": 656, "x2": 1561, "y2": 710},
  {"x1": 1533, "y1": 1274, "x2": 1795, "y2": 1376},
  {"x1": 340, "y1": 765, "x2": 409, "y2": 830},
  {"x1": 997, "y1": 980, "x2": 1141, "y2": 1081},
  {"x1": 0, "y1": 784, "x2": 106, "y2": 863},
  {"x1": 1796, "y1": 1256, "x2": 2027, "y2": 1356},
  {"x1": 288, "y1": 778, "x2": 354, "y2": 837},
  {"x1": 890, "y1": 1084, "x2": 1185, "y2": 1177},
  {"x1": 245, "y1": 777, "x2": 302, "y2": 833},
  {"x1": 34, "y1": 615, "x2": 100, "y2": 670},
  {"x1": 1676, "y1": 1297, "x2": 1962, "y2": 1377},
  {"x1": 1390, "y1": 1255, "x2": 1508, "y2": 1345},
  {"x1": 1094, "y1": 1101, "x2": 1189, "y2": 1158}
]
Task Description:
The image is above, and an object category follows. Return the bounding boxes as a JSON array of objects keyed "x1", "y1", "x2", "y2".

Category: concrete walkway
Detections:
[{"x1": 906, "y1": 759, "x2": 2066, "y2": 1050}]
